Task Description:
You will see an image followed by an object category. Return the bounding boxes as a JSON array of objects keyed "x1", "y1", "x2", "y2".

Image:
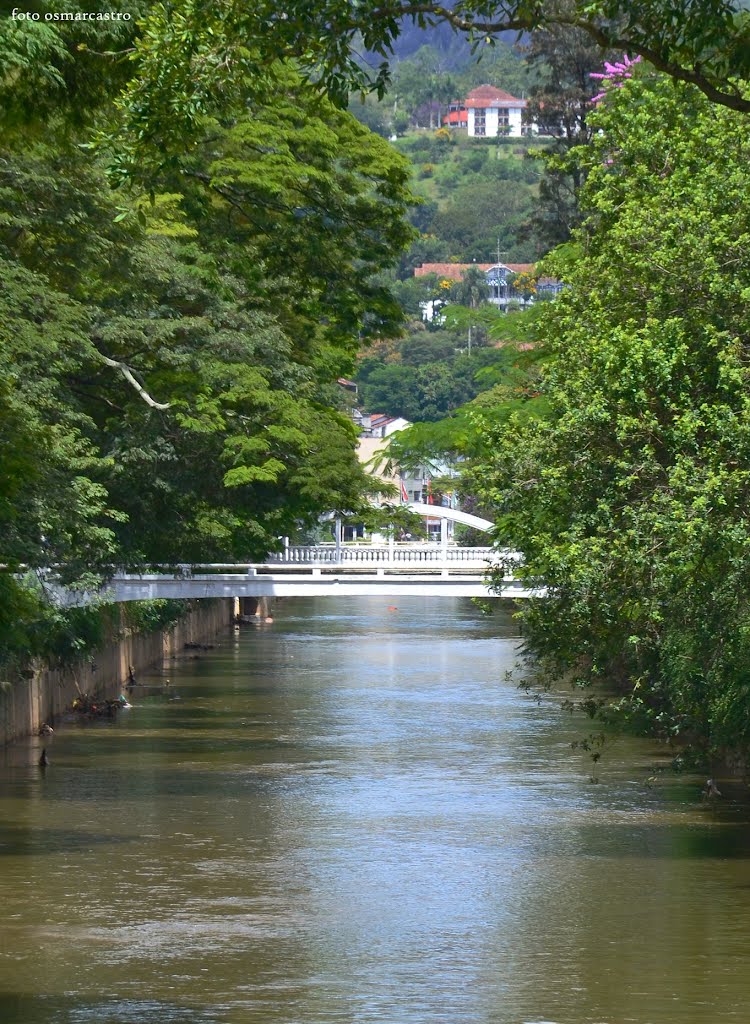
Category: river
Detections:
[{"x1": 1, "y1": 597, "x2": 749, "y2": 1024}]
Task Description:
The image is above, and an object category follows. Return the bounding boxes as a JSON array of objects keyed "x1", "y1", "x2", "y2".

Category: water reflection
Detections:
[{"x1": 0, "y1": 597, "x2": 749, "y2": 1023}]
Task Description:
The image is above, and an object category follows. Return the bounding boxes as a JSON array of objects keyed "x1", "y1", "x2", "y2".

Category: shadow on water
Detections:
[
  {"x1": 0, "y1": 824, "x2": 136, "y2": 857},
  {"x1": 0, "y1": 995, "x2": 218, "y2": 1024},
  {"x1": 573, "y1": 819, "x2": 750, "y2": 859}
]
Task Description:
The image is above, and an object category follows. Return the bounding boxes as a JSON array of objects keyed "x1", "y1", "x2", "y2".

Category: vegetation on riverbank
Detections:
[
  {"x1": 467, "y1": 73, "x2": 750, "y2": 765},
  {"x1": 5, "y1": 2, "x2": 750, "y2": 768},
  {"x1": 0, "y1": 9, "x2": 415, "y2": 674}
]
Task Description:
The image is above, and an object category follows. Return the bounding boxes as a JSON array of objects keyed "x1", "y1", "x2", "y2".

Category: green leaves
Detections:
[
  {"x1": 0, "y1": 19, "x2": 418, "y2": 672},
  {"x1": 470, "y1": 72, "x2": 750, "y2": 760}
]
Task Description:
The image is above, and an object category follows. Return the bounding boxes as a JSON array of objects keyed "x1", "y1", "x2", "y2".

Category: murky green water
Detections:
[{"x1": 1, "y1": 597, "x2": 750, "y2": 1024}]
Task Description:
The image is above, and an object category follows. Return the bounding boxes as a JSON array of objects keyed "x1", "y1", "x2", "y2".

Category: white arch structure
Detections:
[{"x1": 406, "y1": 502, "x2": 494, "y2": 533}]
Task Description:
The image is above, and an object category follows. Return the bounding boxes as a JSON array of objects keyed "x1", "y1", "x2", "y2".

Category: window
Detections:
[{"x1": 473, "y1": 107, "x2": 486, "y2": 136}]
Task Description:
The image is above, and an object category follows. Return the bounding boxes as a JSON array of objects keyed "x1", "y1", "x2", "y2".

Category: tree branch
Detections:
[
  {"x1": 98, "y1": 354, "x2": 171, "y2": 410},
  {"x1": 357, "y1": 3, "x2": 750, "y2": 114}
]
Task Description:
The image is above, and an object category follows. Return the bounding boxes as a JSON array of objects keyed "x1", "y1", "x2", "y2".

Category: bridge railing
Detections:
[{"x1": 267, "y1": 545, "x2": 498, "y2": 565}]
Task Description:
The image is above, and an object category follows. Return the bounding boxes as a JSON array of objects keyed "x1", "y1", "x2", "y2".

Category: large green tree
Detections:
[
  {"x1": 470, "y1": 70, "x2": 750, "y2": 759},
  {"x1": 521, "y1": 16, "x2": 607, "y2": 246},
  {"x1": 0, "y1": 11, "x2": 417, "y2": 670}
]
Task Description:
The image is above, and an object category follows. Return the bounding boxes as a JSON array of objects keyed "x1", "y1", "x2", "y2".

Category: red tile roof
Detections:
[
  {"x1": 464, "y1": 85, "x2": 527, "y2": 109},
  {"x1": 414, "y1": 262, "x2": 534, "y2": 279}
]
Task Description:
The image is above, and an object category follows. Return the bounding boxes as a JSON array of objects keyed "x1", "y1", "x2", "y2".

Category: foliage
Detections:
[
  {"x1": 88, "y1": 0, "x2": 750, "y2": 179},
  {"x1": 0, "y1": 16, "x2": 417, "y2": 672},
  {"x1": 345, "y1": 502, "x2": 427, "y2": 538},
  {"x1": 391, "y1": 45, "x2": 457, "y2": 129},
  {"x1": 123, "y1": 599, "x2": 192, "y2": 635},
  {"x1": 448, "y1": 266, "x2": 490, "y2": 308},
  {"x1": 356, "y1": 332, "x2": 517, "y2": 421},
  {"x1": 470, "y1": 72, "x2": 750, "y2": 760},
  {"x1": 386, "y1": 133, "x2": 546, "y2": 266},
  {"x1": 383, "y1": 306, "x2": 549, "y2": 461},
  {"x1": 520, "y1": 15, "x2": 609, "y2": 247}
]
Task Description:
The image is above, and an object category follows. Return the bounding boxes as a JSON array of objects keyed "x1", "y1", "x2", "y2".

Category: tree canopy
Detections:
[
  {"x1": 0, "y1": 9, "x2": 417, "y2": 669},
  {"x1": 68, "y1": 0, "x2": 750, "y2": 179},
  {"x1": 469, "y1": 68, "x2": 750, "y2": 759}
]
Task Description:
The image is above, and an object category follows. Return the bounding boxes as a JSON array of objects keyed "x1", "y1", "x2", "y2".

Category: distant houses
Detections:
[
  {"x1": 443, "y1": 102, "x2": 468, "y2": 129},
  {"x1": 442, "y1": 85, "x2": 535, "y2": 138},
  {"x1": 356, "y1": 415, "x2": 458, "y2": 542},
  {"x1": 414, "y1": 262, "x2": 562, "y2": 312},
  {"x1": 356, "y1": 412, "x2": 411, "y2": 438}
]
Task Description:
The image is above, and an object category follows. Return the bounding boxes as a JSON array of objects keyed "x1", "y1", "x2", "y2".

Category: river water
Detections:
[{"x1": 1, "y1": 597, "x2": 750, "y2": 1024}]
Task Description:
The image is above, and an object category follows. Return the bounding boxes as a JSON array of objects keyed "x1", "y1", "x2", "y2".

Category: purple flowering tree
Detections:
[{"x1": 590, "y1": 55, "x2": 642, "y2": 103}]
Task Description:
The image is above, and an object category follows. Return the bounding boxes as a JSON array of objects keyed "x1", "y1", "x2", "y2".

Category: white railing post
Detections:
[{"x1": 334, "y1": 517, "x2": 342, "y2": 564}]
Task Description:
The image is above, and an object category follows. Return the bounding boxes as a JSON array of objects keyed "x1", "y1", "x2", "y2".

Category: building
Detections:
[
  {"x1": 413, "y1": 261, "x2": 563, "y2": 317},
  {"x1": 356, "y1": 419, "x2": 459, "y2": 542},
  {"x1": 358, "y1": 413, "x2": 411, "y2": 439},
  {"x1": 464, "y1": 85, "x2": 529, "y2": 138},
  {"x1": 442, "y1": 102, "x2": 468, "y2": 129},
  {"x1": 413, "y1": 261, "x2": 562, "y2": 314}
]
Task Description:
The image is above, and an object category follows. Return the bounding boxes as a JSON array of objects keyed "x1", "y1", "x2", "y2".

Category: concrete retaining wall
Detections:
[{"x1": 0, "y1": 598, "x2": 235, "y2": 746}]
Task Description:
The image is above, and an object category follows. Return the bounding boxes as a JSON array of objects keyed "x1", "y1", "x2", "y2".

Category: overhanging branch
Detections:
[{"x1": 356, "y1": 3, "x2": 750, "y2": 114}]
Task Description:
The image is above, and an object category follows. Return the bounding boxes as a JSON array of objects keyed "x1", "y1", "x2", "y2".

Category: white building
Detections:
[
  {"x1": 413, "y1": 261, "x2": 563, "y2": 318},
  {"x1": 356, "y1": 422, "x2": 459, "y2": 542},
  {"x1": 465, "y1": 85, "x2": 529, "y2": 138}
]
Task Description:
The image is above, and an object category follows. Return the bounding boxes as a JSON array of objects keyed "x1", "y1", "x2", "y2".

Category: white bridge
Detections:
[
  {"x1": 55, "y1": 506, "x2": 541, "y2": 603},
  {"x1": 102, "y1": 546, "x2": 534, "y2": 603}
]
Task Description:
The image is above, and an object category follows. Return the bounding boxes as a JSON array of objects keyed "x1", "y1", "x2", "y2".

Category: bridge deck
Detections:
[
  {"x1": 48, "y1": 546, "x2": 539, "y2": 605},
  {"x1": 97, "y1": 572, "x2": 537, "y2": 603}
]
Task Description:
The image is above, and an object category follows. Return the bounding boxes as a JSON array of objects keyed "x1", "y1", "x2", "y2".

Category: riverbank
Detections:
[{"x1": 0, "y1": 598, "x2": 235, "y2": 746}]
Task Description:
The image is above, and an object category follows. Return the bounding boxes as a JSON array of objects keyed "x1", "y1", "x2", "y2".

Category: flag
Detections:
[
  {"x1": 400, "y1": 478, "x2": 409, "y2": 503},
  {"x1": 426, "y1": 478, "x2": 433, "y2": 505}
]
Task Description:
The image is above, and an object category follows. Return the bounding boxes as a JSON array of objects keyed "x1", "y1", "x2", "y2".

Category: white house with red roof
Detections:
[{"x1": 458, "y1": 85, "x2": 529, "y2": 138}]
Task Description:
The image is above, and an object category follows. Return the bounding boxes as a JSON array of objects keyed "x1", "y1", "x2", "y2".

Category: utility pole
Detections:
[{"x1": 495, "y1": 240, "x2": 509, "y2": 305}]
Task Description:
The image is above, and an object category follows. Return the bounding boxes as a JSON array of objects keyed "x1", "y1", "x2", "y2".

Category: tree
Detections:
[
  {"x1": 469, "y1": 70, "x2": 750, "y2": 760},
  {"x1": 453, "y1": 38, "x2": 532, "y2": 98},
  {"x1": 392, "y1": 45, "x2": 456, "y2": 127},
  {"x1": 431, "y1": 180, "x2": 538, "y2": 261},
  {"x1": 521, "y1": 15, "x2": 609, "y2": 246},
  {"x1": 0, "y1": 22, "x2": 420, "y2": 680},
  {"x1": 91, "y1": 0, "x2": 750, "y2": 178},
  {"x1": 360, "y1": 364, "x2": 422, "y2": 420},
  {"x1": 398, "y1": 329, "x2": 461, "y2": 366},
  {"x1": 348, "y1": 94, "x2": 391, "y2": 137},
  {"x1": 448, "y1": 266, "x2": 491, "y2": 309}
]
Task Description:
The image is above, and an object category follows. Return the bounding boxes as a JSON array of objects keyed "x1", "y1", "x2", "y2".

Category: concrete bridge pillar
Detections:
[{"x1": 239, "y1": 596, "x2": 269, "y2": 618}]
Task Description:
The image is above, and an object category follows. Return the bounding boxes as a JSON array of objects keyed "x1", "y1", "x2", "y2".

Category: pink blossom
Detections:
[{"x1": 590, "y1": 54, "x2": 642, "y2": 103}]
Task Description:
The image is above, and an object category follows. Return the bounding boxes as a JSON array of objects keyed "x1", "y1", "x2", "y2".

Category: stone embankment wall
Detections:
[{"x1": 0, "y1": 598, "x2": 236, "y2": 746}]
